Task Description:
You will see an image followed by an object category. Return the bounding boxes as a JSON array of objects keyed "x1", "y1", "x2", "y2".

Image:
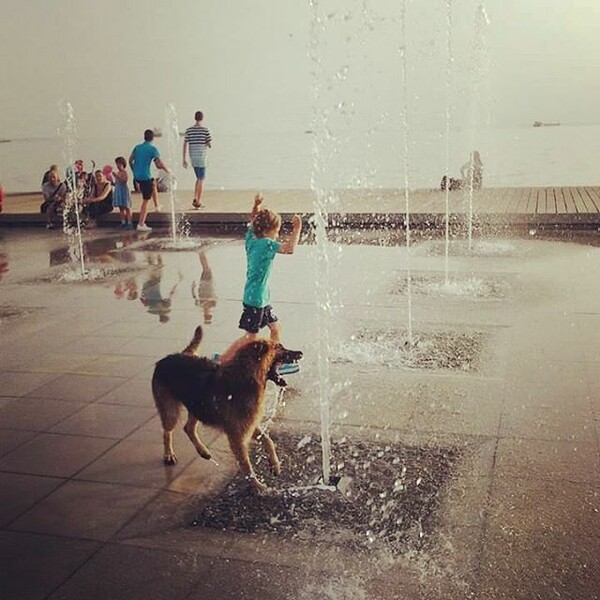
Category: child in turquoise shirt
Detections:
[{"x1": 219, "y1": 194, "x2": 302, "y2": 364}]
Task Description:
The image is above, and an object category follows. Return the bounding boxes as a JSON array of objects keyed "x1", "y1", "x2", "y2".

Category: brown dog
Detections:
[{"x1": 152, "y1": 325, "x2": 303, "y2": 490}]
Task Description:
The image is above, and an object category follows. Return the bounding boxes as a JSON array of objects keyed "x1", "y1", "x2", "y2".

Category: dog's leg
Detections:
[
  {"x1": 183, "y1": 413, "x2": 212, "y2": 460},
  {"x1": 153, "y1": 385, "x2": 180, "y2": 466},
  {"x1": 163, "y1": 430, "x2": 177, "y2": 466},
  {"x1": 227, "y1": 431, "x2": 266, "y2": 491},
  {"x1": 253, "y1": 427, "x2": 281, "y2": 476}
]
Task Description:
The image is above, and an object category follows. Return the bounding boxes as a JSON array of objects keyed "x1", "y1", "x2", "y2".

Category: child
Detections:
[
  {"x1": 219, "y1": 194, "x2": 302, "y2": 365},
  {"x1": 112, "y1": 156, "x2": 133, "y2": 229}
]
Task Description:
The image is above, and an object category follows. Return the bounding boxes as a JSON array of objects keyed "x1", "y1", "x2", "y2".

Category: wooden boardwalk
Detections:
[
  {"x1": 2, "y1": 187, "x2": 600, "y2": 229},
  {"x1": 388, "y1": 187, "x2": 600, "y2": 215}
]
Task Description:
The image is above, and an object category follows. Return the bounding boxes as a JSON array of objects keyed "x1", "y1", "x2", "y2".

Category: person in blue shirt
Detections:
[
  {"x1": 219, "y1": 194, "x2": 302, "y2": 365},
  {"x1": 129, "y1": 129, "x2": 170, "y2": 231}
]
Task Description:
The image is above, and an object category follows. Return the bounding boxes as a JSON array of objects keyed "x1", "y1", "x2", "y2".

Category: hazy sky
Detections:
[{"x1": 1, "y1": 0, "x2": 600, "y2": 140}]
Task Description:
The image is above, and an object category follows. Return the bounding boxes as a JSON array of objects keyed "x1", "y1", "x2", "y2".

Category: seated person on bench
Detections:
[
  {"x1": 82, "y1": 170, "x2": 114, "y2": 227},
  {"x1": 41, "y1": 171, "x2": 68, "y2": 229}
]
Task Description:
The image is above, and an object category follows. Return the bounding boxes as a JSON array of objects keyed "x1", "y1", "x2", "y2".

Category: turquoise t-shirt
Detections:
[
  {"x1": 243, "y1": 228, "x2": 281, "y2": 308},
  {"x1": 131, "y1": 141, "x2": 159, "y2": 181}
]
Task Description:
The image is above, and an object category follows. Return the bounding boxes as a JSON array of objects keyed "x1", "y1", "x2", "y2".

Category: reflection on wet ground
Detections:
[{"x1": 3, "y1": 231, "x2": 232, "y2": 324}]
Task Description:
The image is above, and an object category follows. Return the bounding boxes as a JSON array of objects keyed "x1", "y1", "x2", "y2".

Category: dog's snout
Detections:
[
  {"x1": 287, "y1": 349, "x2": 303, "y2": 361},
  {"x1": 275, "y1": 346, "x2": 303, "y2": 364}
]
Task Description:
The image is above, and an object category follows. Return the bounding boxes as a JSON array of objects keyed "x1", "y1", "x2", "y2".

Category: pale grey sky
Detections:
[{"x1": 1, "y1": 0, "x2": 599, "y2": 139}]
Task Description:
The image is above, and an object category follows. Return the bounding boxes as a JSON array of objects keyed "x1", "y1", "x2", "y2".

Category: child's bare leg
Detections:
[
  {"x1": 219, "y1": 332, "x2": 257, "y2": 364},
  {"x1": 267, "y1": 321, "x2": 281, "y2": 344},
  {"x1": 195, "y1": 179, "x2": 205, "y2": 205}
]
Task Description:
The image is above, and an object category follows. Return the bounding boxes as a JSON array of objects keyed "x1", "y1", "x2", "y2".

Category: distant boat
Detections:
[
  {"x1": 152, "y1": 127, "x2": 163, "y2": 137},
  {"x1": 0, "y1": 139, "x2": 11, "y2": 143},
  {"x1": 533, "y1": 121, "x2": 560, "y2": 127}
]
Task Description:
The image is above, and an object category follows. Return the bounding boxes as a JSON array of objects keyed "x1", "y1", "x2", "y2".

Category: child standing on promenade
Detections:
[
  {"x1": 219, "y1": 194, "x2": 302, "y2": 365},
  {"x1": 112, "y1": 157, "x2": 132, "y2": 229}
]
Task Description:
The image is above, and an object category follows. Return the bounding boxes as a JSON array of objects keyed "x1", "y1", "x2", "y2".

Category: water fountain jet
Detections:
[
  {"x1": 165, "y1": 103, "x2": 180, "y2": 246},
  {"x1": 443, "y1": 0, "x2": 453, "y2": 283},
  {"x1": 399, "y1": 0, "x2": 413, "y2": 347},
  {"x1": 465, "y1": 3, "x2": 491, "y2": 250},
  {"x1": 59, "y1": 101, "x2": 87, "y2": 279}
]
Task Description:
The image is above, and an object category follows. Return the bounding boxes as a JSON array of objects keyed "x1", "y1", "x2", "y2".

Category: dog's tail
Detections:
[{"x1": 182, "y1": 325, "x2": 203, "y2": 356}]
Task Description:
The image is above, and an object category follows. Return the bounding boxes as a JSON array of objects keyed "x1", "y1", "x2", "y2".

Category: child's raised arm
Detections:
[
  {"x1": 251, "y1": 193, "x2": 263, "y2": 218},
  {"x1": 278, "y1": 214, "x2": 302, "y2": 254}
]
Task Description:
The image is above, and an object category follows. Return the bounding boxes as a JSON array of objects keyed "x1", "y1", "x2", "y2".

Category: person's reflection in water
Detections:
[
  {"x1": 191, "y1": 249, "x2": 217, "y2": 324},
  {"x1": 0, "y1": 253, "x2": 9, "y2": 281},
  {"x1": 50, "y1": 233, "x2": 137, "y2": 267},
  {"x1": 114, "y1": 277, "x2": 138, "y2": 301},
  {"x1": 140, "y1": 254, "x2": 182, "y2": 323}
]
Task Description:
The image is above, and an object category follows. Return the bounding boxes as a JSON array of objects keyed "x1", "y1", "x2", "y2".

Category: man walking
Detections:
[
  {"x1": 183, "y1": 111, "x2": 212, "y2": 209},
  {"x1": 129, "y1": 129, "x2": 170, "y2": 231}
]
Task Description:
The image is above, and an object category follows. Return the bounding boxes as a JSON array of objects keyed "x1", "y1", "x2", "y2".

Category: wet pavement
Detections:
[{"x1": 0, "y1": 226, "x2": 599, "y2": 599}]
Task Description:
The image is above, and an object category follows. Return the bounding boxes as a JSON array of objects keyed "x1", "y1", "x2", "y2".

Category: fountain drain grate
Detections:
[
  {"x1": 392, "y1": 273, "x2": 511, "y2": 299},
  {"x1": 192, "y1": 433, "x2": 460, "y2": 554},
  {"x1": 332, "y1": 328, "x2": 487, "y2": 372}
]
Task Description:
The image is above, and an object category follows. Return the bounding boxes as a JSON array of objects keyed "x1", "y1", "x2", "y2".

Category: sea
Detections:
[{"x1": 1, "y1": 124, "x2": 599, "y2": 194}]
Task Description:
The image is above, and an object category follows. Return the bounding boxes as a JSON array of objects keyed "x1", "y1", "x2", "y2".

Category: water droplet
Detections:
[{"x1": 297, "y1": 435, "x2": 312, "y2": 449}]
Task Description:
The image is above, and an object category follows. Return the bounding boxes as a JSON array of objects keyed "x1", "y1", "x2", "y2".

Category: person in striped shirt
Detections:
[{"x1": 183, "y1": 111, "x2": 212, "y2": 209}]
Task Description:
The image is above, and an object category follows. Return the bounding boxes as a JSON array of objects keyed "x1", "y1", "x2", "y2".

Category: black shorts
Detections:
[
  {"x1": 137, "y1": 179, "x2": 154, "y2": 200},
  {"x1": 238, "y1": 303, "x2": 278, "y2": 334},
  {"x1": 85, "y1": 196, "x2": 113, "y2": 219}
]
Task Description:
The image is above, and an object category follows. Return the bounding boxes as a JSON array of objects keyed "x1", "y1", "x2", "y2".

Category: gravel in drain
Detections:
[
  {"x1": 392, "y1": 274, "x2": 510, "y2": 299},
  {"x1": 192, "y1": 432, "x2": 460, "y2": 554},
  {"x1": 333, "y1": 328, "x2": 486, "y2": 372}
]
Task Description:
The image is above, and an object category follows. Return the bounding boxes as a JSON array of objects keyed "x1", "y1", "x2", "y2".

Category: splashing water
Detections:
[
  {"x1": 419, "y1": 276, "x2": 507, "y2": 299},
  {"x1": 332, "y1": 329, "x2": 484, "y2": 372},
  {"x1": 309, "y1": 0, "x2": 333, "y2": 486},
  {"x1": 420, "y1": 238, "x2": 516, "y2": 258},
  {"x1": 164, "y1": 103, "x2": 193, "y2": 247},
  {"x1": 59, "y1": 101, "x2": 87, "y2": 279},
  {"x1": 443, "y1": 0, "x2": 453, "y2": 283},
  {"x1": 56, "y1": 266, "x2": 120, "y2": 283},
  {"x1": 465, "y1": 2, "x2": 491, "y2": 250},
  {"x1": 399, "y1": 0, "x2": 413, "y2": 346},
  {"x1": 393, "y1": 272, "x2": 510, "y2": 299},
  {"x1": 472, "y1": 239, "x2": 515, "y2": 256},
  {"x1": 478, "y1": 3, "x2": 491, "y2": 26},
  {"x1": 165, "y1": 103, "x2": 180, "y2": 245}
]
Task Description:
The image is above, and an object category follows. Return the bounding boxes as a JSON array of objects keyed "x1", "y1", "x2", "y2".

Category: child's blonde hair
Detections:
[{"x1": 252, "y1": 208, "x2": 281, "y2": 238}]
